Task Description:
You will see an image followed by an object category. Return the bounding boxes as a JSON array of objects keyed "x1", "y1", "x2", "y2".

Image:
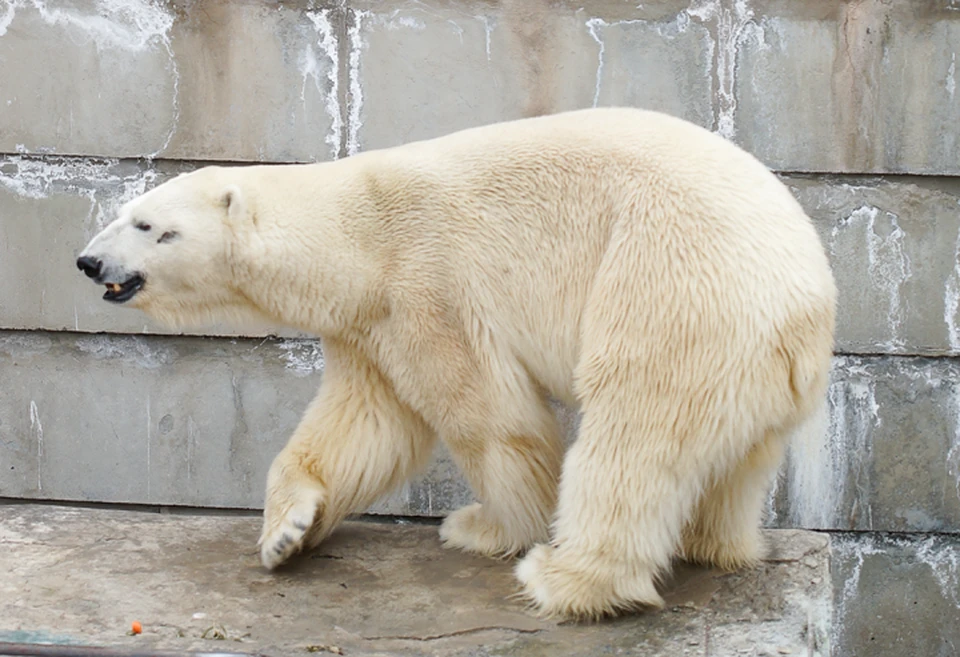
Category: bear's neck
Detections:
[{"x1": 231, "y1": 194, "x2": 385, "y2": 339}]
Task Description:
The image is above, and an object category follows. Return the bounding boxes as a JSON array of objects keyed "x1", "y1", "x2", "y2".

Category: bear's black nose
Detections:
[{"x1": 76, "y1": 256, "x2": 102, "y2": 280}]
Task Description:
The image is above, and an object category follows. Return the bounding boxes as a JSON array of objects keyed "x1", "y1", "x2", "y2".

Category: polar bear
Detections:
[{"x1": 76, "y1": 107, "x2": 836, "y2": 620}]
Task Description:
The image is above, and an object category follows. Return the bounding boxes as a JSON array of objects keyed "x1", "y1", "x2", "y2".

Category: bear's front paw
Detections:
[
  {"x1": 258, "y1": 483, "x2": 325, "y2": 570},
  {"x1": 439, "y1": 503, "x2": 533, "y2": 558}
]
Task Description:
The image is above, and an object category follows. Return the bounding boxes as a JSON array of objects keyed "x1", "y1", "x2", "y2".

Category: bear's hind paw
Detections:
[
  {"x1": 514, "y1": 544, "x2": 665, "y2": 621},
  {"x1": 439, "y1": 503, "x2": 533, "y2": 559}
]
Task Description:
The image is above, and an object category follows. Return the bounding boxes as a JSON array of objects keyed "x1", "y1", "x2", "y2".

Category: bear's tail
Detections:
[{"x1": 778, "y1": 299, "x2": 836, "y2": 421}]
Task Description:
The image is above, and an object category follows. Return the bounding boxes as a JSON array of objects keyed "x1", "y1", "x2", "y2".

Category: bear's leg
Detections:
[
  {"x1": 681, "y1": 430, "x2": 786, "y2": 571},
  {"x1": 439, "y1": 393, "x2": 564, "y2": 558},
  {"x1": 514, "y1": 401, "x2": 709, "y2": 619},
  {"x1": 259, "y1": 339, "x2": 436, "y2": 569}
]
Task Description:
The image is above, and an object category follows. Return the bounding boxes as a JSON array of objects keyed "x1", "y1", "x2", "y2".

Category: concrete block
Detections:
[
  {"x1": 6, "y1": 155, "x2": 960, "y2": 358},
  {"x1": 351, "y1": 1, "x2": 960, "y2": 175},
  {"x1": 734, "y1": 1, "x2": 960, "y2": 174},
  {"x1": 831, "y1": 533, "x2": 960, "y2": 656},
  {"x1": 0, "y1": 331, "x2": 324, "y2": 507},
  {"x1": 349, "y1": 0, "x2": 714, "y2": 153},
  {"x1": 771, "y1": 355, "x2": 960, "y2": 534},
  {"x1": 3, "y1": 1, "x2": 958, "y2": 175},
  {"x1": 784, "y1": 174, "x2": 960, "y2": 356},
  {"x1": 0, "y1": 328, "x2": 471, "y2": 514},
  {"x1": 0, "y1": 1, "x2": 341, "y2": 162},
  {"x1": 4, "y1": 330, "x2": 960, "y2": 539}
]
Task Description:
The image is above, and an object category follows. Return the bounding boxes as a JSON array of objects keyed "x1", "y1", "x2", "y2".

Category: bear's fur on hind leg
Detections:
[{"x1": 77, "y1": 107, "x2": 837, "y2": 621}]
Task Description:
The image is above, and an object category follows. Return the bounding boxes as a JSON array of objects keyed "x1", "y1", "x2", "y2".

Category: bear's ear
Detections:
[{"x1": 221, "y1": 185, "x2": 251, "y2": 225}]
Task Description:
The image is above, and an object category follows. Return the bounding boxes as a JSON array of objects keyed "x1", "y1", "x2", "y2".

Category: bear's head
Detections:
[{"x1": 76, "y1": 166, "x2": 258, "y2": 328}]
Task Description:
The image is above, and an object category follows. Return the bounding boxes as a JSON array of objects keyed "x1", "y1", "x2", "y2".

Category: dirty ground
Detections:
[{"x1": 0, "y1": 504, "x2": 831, "y2": 656}]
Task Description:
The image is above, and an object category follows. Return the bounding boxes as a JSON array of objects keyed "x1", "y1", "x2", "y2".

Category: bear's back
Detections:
[{"x1": 355, "y1": 108, "x2": 833, "y2": 404}]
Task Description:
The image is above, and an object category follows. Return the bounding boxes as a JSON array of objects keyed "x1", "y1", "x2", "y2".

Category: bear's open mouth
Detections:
[{"x1": 103, "y1": 275, "x2": 145, "y2": 303}]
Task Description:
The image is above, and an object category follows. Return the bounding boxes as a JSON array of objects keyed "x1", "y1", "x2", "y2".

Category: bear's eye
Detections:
[
  {"x1": 135, "y1": 222, "x2": 151, "y2": 232},
  {"x1": 158, "y1": 231, "x2": 179, "y2": 244}
]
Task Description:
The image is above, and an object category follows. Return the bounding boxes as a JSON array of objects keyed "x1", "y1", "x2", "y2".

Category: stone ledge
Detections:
[{"x1": 0, "y1": 503, "x2": 831, "y2": 657}]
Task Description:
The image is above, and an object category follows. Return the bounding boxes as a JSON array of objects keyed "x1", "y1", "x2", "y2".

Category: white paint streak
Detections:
[
  {"x1": 0, "y1": 156, "x2": 160, "y2": 238},
  {"x1": 386, "y1": 15, "x2": 425, "y2": 30},
  {"x1": 304, "y1": 10, "x2": 342, "y2": 160},
  {"x1": 277, "y1": 339, "x2": 325, "y2": 377},
  {"x1": 835, "y1": 537, "x2": 884, "y2": 612},
  {"x1": 654, "y1": 9, "x2": 690, "y2": 38},
  {"x1": 146, "y1": 396, "x2": 152, "y2": 499},
  {"x1": 948, "y1": 53, "x2": 957, "y2": 99},
  {"x1": 186, "y1": 416, "x2": 195, "y2": 482},
  {"x1": 1, "y1": 0, "x2": 173, "y2": 51},
  {"x1": 481, "y1": 16, "x2": 493, "y2": 61},
  {"x1": 947, "y1": 379, "x2": 960, "y2": 506},
  {"x1": 0, "y1": 157, "x2": 63, "y2": 199},
  {"x1": 915, "y1": 536, "x2": 960, "y2": 608},
  {"x1": 714, "y1": 0, "x2": 752, "y2": 139},
  {"x1": 30, "y1": 400, "x2": 43, "y2": 491},
  {"x1": 0, "y1": 1, "x2": 179, "y2": 156},
  {"x1": 346, "y1": 10, "x2": 367, "y2": 156},
  {"x1": 894, "y1": 363, "x2": 960, "y2": 519},
  {"x1": 780, "y1": 393, "x2": 831, "y2": 527},
  {"x1": 785, "y1": 357, "x2": 879, "y2": 529},
  {"x1": 836, "y1": 535, "x2": 960, "y2": 615},
  {"x1": 0, "y1": 0, "x2": 20, "y2": 36},
  {"x1": 446, "y1": 19, "x2": 464, "y2": 43},
  {"x1": 687, "y1": 0, "x2": 755, "y2": 139},
  {"x1": 764, "y1": 467, "x2": 780, "y2": 526},
  {"x1": 863, "y1": 206, "x2": 910, "y2": 351},
  {"x1": 832, "y1": 203, "x2": 911, "y2": 351},
  {"x1": 585, "y1": 18, "x2": 606, "y2": 108},
  {"x1": 151, "y1": 40, "x2": 180, "y2": 158},
  {"x1": 75, "y1": 334, "x2": 172, "y2": 369},
  {"x1": 945, "y1": 207, "x2": 960, "y2": 352},
  {"x1": 586, "y1": 9, "x2": 701, "y2": 108}
]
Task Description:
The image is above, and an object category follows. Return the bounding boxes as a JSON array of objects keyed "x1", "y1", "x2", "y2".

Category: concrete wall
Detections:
[{"x1": 1, "y1": 1, "x2": 959, "y2": 653}]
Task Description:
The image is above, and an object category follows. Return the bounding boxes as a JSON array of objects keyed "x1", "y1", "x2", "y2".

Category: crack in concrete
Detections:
[{"x1": 361, "y1": 625, "x2": 543, "y2": 642}]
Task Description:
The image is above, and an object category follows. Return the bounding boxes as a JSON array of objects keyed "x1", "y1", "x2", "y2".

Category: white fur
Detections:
[{"x1": 78, "y1": 108, "x2": 837, "y2": 620}]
